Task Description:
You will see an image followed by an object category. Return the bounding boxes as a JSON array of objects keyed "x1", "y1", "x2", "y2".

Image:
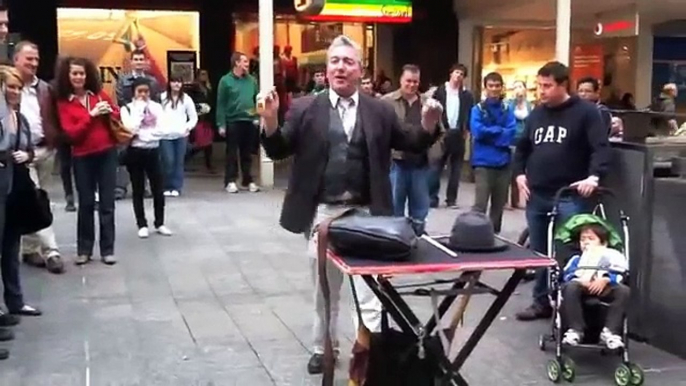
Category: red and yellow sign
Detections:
[{"x1": 296, "y1": 0, "x2": 412, "y2": 23}]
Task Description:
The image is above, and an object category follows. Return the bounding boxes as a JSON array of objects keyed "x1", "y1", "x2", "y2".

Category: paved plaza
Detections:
[{"x1": 0, "y1": 175, "x2": 684, "y2": 385}]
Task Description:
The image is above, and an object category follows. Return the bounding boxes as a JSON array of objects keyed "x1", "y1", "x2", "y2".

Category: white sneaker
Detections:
[
  {"x1": 226, "y1": 182, "x2": 239, "y2": 193},
  {"x1": 562, "y1": 329, "x2": 582, "y2": 346},
  {"x1": 156, "y1": 226, "x2": 173, "y2": 236},
  {"x1": 248, "y1": 183, "x2": 260, "y2": 193},
  {"x1": 138, "y1": 227, "x2": 150, "y2": 239},
  {"x1": 163, "y1": 191, "x2": 172, "y2": 197},
  {"x1": 600, "y1": 328, "x2": 624, "y2": 350},
  {"x1": 171, "y1": 190, "x2": 180, "y2": 197}
]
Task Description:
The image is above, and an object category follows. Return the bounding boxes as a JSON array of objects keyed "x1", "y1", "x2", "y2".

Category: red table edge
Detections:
[{"x1": 327, "y1": 250, "x2": 556, "y2": 276}]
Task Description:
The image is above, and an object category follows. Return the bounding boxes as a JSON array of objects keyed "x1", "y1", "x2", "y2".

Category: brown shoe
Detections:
[{"x1": 22, "y1": 252, "x2": 45, "y2": 268}]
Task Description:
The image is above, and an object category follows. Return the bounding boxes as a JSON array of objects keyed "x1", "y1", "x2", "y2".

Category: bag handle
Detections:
[{"x1": 317, "y1": 207, "x2": 356, "y2": 386}]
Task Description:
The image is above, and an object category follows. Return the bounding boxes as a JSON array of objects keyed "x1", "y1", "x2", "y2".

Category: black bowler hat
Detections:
[{"x1": 442, "y1": 211, "x2": 509, "y2": 252}]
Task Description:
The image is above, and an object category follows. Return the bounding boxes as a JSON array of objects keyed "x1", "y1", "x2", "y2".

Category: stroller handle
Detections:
[{"x1": 553, "y1": 186, "x2": 615, "y2": 206}]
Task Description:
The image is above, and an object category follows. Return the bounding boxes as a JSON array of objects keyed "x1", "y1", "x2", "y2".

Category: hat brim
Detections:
[{"x1": 439, "y1": 239, "x2": 509, "y2": 253}]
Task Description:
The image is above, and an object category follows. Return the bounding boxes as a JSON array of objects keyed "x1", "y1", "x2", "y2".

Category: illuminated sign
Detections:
[
  {"x1": 594, "y1": 14, "x2": 638, "y2": 37},
  {"x1": 295, "y1": 0, "x2": 412, "y2": 23}
]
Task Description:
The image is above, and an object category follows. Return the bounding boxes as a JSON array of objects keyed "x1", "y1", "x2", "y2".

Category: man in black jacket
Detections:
[
  {"x1": 429, "y1": 63, "x2": 475, "y2": 208},
  {"x1": 513, "y1": 61, "x2": 611, "y2": 321},
  {"x1": 259, "y1": 35, "x2": 442, "y2": 374}
]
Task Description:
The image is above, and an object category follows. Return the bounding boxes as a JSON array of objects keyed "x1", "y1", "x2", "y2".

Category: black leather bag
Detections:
[
  {"x1": 5, "y1": 117, "x2": 53, "y2": 236},
  {"x1": 6, "y1": 168, "x2": 53, "y2": 235},
  {"x1": 327, "y1": 209, "x2": 418, "y2": 261}
]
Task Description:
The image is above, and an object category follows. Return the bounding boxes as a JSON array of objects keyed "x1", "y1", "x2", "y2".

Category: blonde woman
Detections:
[{"x1": 0, "y1": 66, "x2": 42, "y2": 324}]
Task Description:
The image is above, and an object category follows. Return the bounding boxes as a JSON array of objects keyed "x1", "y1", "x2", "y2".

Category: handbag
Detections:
[
  {"x1": 5, "y1": 115, "x2": 53, "y2": 235},
  {"x1": 98, "y1": 96, "x2": 133, "y2": 144},
  {"x1": 327, "y1": 209, "x2": 418, "y2": 262}
]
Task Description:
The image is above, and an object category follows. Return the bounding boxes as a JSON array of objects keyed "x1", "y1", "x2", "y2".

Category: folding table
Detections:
[{"x1": 328, "y1": 236, "x2": 556, "y2": 385}]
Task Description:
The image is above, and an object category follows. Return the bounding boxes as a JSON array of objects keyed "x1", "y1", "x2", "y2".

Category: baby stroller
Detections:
[{"x1": 538, "y1": 187, "x2": 644, "y2": 385}]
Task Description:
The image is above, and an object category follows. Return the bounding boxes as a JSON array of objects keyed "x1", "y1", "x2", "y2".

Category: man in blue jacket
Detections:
[{"x1": 470, "y1": 72, "x2": 516, "y2": 233}]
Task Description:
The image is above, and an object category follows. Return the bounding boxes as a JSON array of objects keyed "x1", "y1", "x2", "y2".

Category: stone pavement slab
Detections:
[{"x1": 0, "y1": 176, "x2": 683, "y2": 385}]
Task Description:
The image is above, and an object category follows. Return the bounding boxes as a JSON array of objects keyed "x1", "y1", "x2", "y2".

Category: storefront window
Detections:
[
  {"x1": 233, "y1": 13, "x2": 369, "y2": 92},
  {"x1": 57, "y1": 8, "x2": 200, "y2": 97},
  {"x1": 479, "y1": 27, "x2": 556, "y2": 101},
  {"x1": 477, "y1": 26, "x2": 636, "y2": 105}
]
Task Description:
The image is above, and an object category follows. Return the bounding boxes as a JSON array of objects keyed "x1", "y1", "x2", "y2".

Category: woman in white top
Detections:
[
  {"x1": 120, "y1": 77, "x2": 172, "y2": 238},
  {"x1": 159, "y1": 75, "x2": 198, "y2": 197}
]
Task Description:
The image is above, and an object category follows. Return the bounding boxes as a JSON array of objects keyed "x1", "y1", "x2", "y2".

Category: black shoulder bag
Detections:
[{"x1": 5, "y1": 115, "x2": 53, "y2": 235}]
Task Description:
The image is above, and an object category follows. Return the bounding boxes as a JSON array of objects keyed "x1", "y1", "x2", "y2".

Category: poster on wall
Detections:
[
  {"x1": 167, "y1": 50, "x2": 197, "y2": 83},
  {"x1": 57, "y1": 8, "x2": 200, "y2": 98},
  {"x1": 571, "y1": 44, "x2": 604, "y2": 88}
]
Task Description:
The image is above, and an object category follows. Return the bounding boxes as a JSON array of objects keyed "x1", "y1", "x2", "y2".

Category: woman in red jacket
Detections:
[{"x1": 54, "y1": 57, "x2": 119, "y2": 266}]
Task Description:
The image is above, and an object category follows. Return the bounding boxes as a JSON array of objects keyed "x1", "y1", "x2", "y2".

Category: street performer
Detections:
[{"x1": 258, "y1": 35, "x2": 443, "y2": 375}]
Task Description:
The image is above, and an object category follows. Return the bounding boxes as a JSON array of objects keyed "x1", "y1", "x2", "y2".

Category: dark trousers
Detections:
[
  {"x1": 473, "y1": 166, "x2": 510, "y2": 233},
  {"x1": 429, "y1": 130, "x2": 465, "y2": 206},
  {"x1": 0, "y1": 199, "x2": 24, "y2": 312},
  {"x1": 126, "y1": 147, "x2": 165, "y2": 229},
  {"x1": 57, "y1": 143, "x2": 74, "y2": 200},
  {"x1": 527, "y1": 192, "x2": 589, "y2": 308},
  {"x1": 73, "y1": 148, "x2": 117, "y2": 257},
  {"x1": 562, "y1": 281, "x2": 630, "y2": 334},
  {"x1": 186, "y1": 145, "x2": 213, "y2": 170},
  {"x1": 224, "y1": 121, "x2": 256, "y2": 186}
]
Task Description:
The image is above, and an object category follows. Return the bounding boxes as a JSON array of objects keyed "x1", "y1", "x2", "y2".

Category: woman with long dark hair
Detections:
[
  {"x1": 159, "y1": 74, "x2": 197, "y2": 196},
  {"x1": 54, "y1": 56, "x2": 119, "y2": 265},
  {"x1": 185, "y1": 68, "x2": 215, "y2": 173}
]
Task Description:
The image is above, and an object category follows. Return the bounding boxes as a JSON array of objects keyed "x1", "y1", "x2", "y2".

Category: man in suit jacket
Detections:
[
  {"x1": 259, "y1": 35, "x2": 442, "y2": 375},
  {"x1": 429, "y1": 63, "x2": 475, "y2": 208}
]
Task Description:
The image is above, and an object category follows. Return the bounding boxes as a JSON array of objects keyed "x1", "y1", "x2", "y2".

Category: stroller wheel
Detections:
[
  {"x1": 561, "y1": 356, "x2": 576, "y2": 382},
  {"x1": 546, "y1": 359, "x2": 562, "y2": 383},
  {"x1": 614, "y1": 364, "x2": 631, "y2": 386},
  {"x1": 539, "y1": 335, "x2": 546, "y2": 351},
  {"x1": 628, "y1": 363, "x2": 645, "y2": 385}
]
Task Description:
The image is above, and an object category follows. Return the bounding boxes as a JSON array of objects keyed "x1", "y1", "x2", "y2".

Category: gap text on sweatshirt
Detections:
[{"x1": 512, "y1": 95, "x2": 611, "y2": 195}]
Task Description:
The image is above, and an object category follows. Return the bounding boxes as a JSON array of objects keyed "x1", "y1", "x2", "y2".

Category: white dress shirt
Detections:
[
  {"x1": 20, "y1": 77, "x2": 43, "y2": 144},
  {"x1": 329, "y1": 89, "x2": 359, "y2": 141},
  {"x1": 445, "y1": 82, "x2": 461, "y2": 130}
]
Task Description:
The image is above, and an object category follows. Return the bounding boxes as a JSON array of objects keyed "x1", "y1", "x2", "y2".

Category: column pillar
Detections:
[
  {"x1": 258, "y1": 0, "x2": 274, "y2": 188},
  {"x1": 458, "y1": 18, "x2": 475, "y2": 85},
  {"x1": 634, "y1": 14, "x2": 653, "y2": 108},
  {"x1": 555, "y1": 0, "x2": 571, "y2": 64}
]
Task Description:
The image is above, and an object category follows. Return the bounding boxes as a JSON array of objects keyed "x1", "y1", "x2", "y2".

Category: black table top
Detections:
[{"x1": 328, "y1": 236, "x2": 555, "y2": 276}]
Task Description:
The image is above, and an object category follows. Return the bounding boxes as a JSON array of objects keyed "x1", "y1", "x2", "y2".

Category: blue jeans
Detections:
[
  {"x1": 527, "y1": 191, "x2": 589, "y2": 308},
  {"x1": 160, "y1": 137, "x2": 187, "y2": 192},
  {"x1": 390, "y1": 161, "x2": 430, "y2": 234}
]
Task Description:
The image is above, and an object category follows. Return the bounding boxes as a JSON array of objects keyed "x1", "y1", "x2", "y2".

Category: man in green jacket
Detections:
[{"x1": 216, "y1": 52, "x2": 260, "y2": 193}]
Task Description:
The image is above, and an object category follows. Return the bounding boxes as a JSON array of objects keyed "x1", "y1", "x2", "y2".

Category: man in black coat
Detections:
[
  {"x1": 429, "y1": 63, "x2": 475, "y2": 208},
  {"x1": 259, "y1": 35, "x2": 442, "y2": 374}
]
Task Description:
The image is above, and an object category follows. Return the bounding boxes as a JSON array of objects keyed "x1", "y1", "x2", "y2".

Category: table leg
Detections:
[
  {"x1": 451, "y1": 269, "x2": 526, "y2": 371},
  {"x1": 365, "y1": 275, "x2": 471, "y2": 386},
  {"x1": 361, "y1": 275, "x2": 419, "y2": 334}
]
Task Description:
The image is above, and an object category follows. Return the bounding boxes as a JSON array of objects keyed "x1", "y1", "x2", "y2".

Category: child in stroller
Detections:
[{"x1": 560, "y1": 222, "x2": 630, "y2": 350}]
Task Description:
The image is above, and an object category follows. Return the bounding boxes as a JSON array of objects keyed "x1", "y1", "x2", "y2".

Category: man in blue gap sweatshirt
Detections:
[
  {"x1": 470, "y1": 72, "x2": 516, "y2": 233},
  {"x1": 513, "y1": 62, "x2": 611, "y2": 321}
]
